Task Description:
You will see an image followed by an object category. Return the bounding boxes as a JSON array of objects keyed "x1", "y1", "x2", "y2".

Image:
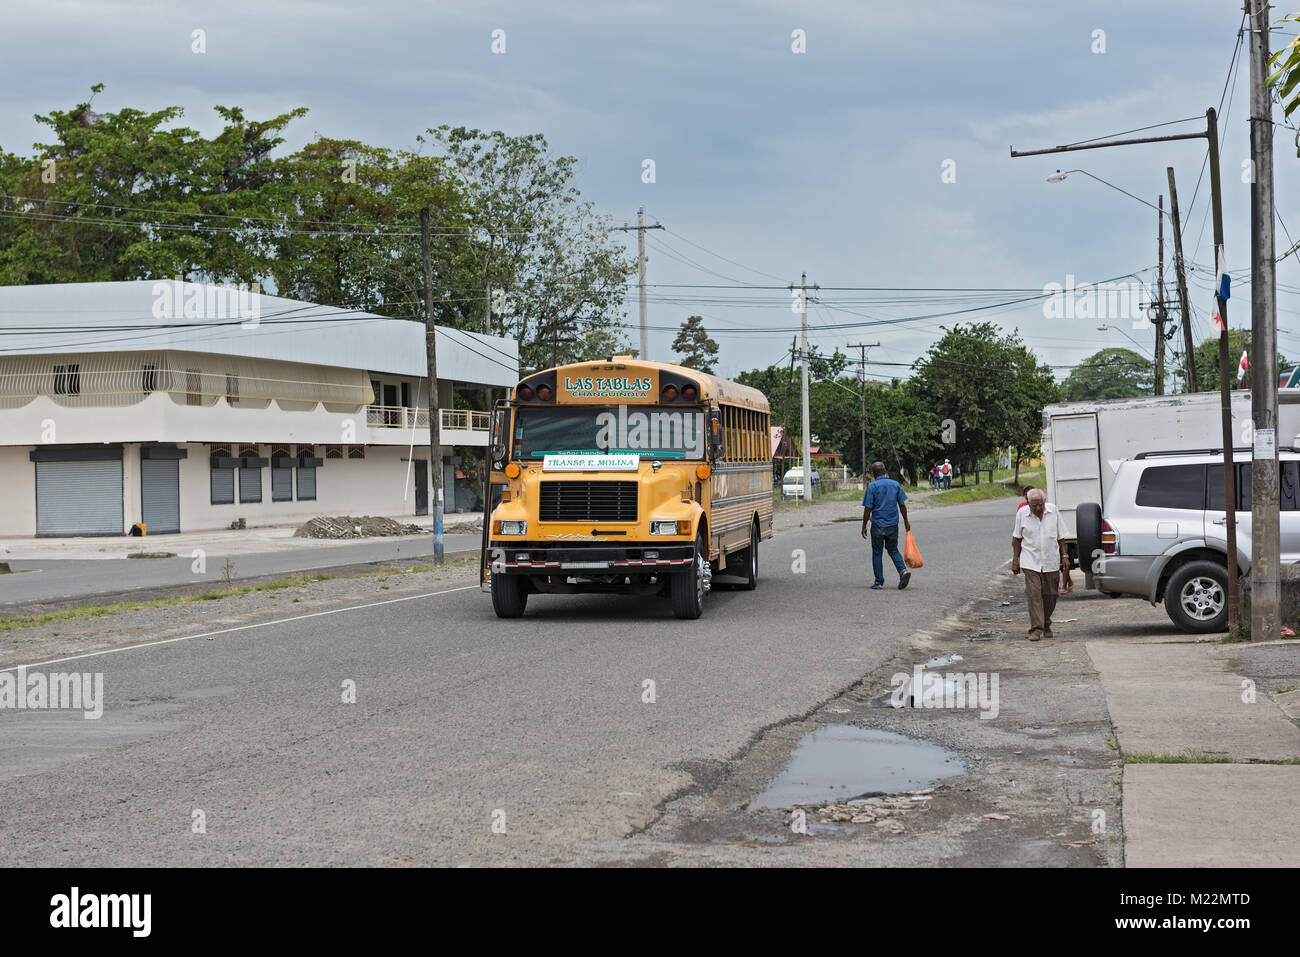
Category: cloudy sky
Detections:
[{"x1": 2, "y1": 0, "x2": 1294, "y2": 380}]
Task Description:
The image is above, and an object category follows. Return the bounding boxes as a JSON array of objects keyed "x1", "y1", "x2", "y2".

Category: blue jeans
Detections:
[{"x1": 870, "y1": 523, "x2": 907, "y2": 585}]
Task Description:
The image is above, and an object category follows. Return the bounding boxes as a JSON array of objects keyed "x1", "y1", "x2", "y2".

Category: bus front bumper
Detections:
[{"x1": 488, "y1": 542, "x2": 696, "y2": 574}]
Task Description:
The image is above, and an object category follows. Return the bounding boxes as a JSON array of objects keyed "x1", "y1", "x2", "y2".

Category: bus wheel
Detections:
[
  {"x1": 671, "y1": 532, "x2": 707, "y2": 620},
  {"x1": 738, "y1": 520, "x2": 759, "y2": 591},
  {"x1": 491, "y1": 573, "x2": 528, "y2": 618}
]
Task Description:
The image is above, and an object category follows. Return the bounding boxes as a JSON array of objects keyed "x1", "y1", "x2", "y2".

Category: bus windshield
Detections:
[{"x1": 514, "y1": 405, "x2": 706, "y2": 460}]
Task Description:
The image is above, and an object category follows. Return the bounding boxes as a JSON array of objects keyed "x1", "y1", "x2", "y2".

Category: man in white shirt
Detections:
[{"x1": 1011, "y1": 488, "x2": 1070, "y2": 641}]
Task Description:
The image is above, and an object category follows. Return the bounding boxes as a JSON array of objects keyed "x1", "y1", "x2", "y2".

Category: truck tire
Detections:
[
  {"x1": 491, "y1": 572, "x2": 528, "y2": 618},
  {"x1": 1163, "y1": 560, "x2": 1228, "y2": 633},
  {"x1": 671, "y1": 531, "x2": 707, "y2": 619},
  {"x1": 1076, "y1": 503, "x2": 1103, "y2": 573}
]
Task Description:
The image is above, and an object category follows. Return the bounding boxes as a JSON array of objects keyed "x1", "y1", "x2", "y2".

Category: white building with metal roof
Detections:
[{"x1": 0, "y1": 281, "x2": 518, "y2": 537}]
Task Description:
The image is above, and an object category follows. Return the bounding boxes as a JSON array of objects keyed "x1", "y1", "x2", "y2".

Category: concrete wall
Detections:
[{"x1": 0, "y1": 442, "x2": 476, "y2": 537}]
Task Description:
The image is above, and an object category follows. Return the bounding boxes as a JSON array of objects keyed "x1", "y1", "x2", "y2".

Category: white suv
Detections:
[{"x1": 1076, "y1": 450, "x2": 1300, "y2": 633}]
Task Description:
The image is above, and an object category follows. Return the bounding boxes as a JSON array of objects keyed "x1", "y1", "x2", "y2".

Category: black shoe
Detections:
[{"x1": 899, "y1": 571, "x2": 911, "y2": 590}]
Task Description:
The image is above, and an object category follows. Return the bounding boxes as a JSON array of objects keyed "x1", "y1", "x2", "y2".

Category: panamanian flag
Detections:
[
  {"x1": 1209, "y1": 298, "x2": 1226, "y2": 337},
  {"x1": 1216, "y1": 245, "x2": 1231, "y2": 302},
  {"x1": 1237, "y1": 349, "x2": 1250, "y2": 384}
]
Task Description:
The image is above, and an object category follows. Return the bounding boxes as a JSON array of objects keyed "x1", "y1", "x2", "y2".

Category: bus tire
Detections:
[
  {"x1": 737, "y1": 520, "x2": 759, "y2": 590},
  {"x1": 491, "y1": 573, "x2": 528, "y2": 618},
  {"x1": 671, "y1": 531, "x2": 707, "y2": 620}
]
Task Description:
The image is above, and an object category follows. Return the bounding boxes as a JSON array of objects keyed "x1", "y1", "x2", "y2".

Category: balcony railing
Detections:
[{"x1": 366, "y1": 406, "x2": 489, "y2": 431}]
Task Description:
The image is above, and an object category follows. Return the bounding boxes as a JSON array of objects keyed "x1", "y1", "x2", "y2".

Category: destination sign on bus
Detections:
[
  {"x1": 543, "y1": 453, "x2": 641, "y2": 471},
  {"x1": 560, "y1": 372, "x2": 657, "y2": 402}
]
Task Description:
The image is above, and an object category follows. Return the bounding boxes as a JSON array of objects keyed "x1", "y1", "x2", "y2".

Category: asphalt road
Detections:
[
  {"x1": 0, "y1": 497, "x2": 1017, "y2": 866},
  {"x1": 0, "y1": 533, "x2": 482, "y2": 608}
]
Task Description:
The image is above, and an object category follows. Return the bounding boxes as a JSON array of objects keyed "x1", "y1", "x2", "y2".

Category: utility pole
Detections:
[
  {"x1": 848, "y1": 342, "x2": 881, "y2": 477},
  {"x1": 420, "y1": 208, "x2": 445, "y2": 563},
  {"x1": 1154, "y1": 195, "x2": 1166, "y2": 396},
  {"x1": 1166, "y1": 168, "x2": 1198, "y2": 393},
  {"x1": 782, "y1": 335, "x2": 797, "y2": 467},
  {"x1": 614, "y1": 207, "x2": 663, "y2": 359},
  {"x1": 1011, "y1": 106, "x2": 1236, "y2": 627},
  {"x1": 1207, "y1": 108, "x2": 1241, "y2": 634},
  {"x1": 1249, "y1": 0, "x2": 1280, "y2": 642},
  {"x1": 789, "y1": 273, "x2": 819, "y2": 502}
]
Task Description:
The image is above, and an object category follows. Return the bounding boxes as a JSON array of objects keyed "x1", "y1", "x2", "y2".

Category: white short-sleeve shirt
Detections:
[{"x1": 1013, "y1": 503, "x2": 1064, "y2": 573}]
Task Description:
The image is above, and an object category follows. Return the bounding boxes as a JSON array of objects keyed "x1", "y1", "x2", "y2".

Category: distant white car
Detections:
[{"x1": 781, "y1": 466, "x2": 821, "y2": 499}]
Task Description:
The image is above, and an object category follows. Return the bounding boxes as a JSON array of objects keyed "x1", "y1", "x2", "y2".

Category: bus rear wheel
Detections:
[
  {"x1": 491, "y1": 573, "x2": 528, "y2": 618},
  {"x1": 671, "y1": 531, "x2": 708, "y2": 619},
  {"x1": 736, "y1": 520, "x2": 759, "y2": 590}
]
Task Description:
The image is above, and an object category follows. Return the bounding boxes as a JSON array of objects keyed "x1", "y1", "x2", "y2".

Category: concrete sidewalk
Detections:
[
  {"x1": 1076, "y1": 597, "x2": 1300, "y2": 867},
  {"x1": 0, "y1": 514, "x2": 483, "y2": 561}
]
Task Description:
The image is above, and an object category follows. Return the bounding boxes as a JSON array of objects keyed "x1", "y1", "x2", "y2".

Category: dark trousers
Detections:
[
  {"x1": 871, "y1": 523, "x2": 906, "y2": 585},
  {"x1": 1023, "y1": 568, "x2": 1059, "y2": 636}
]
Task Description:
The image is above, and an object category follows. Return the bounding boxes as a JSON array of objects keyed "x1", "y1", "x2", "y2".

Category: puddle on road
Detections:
[{"x1": 752, "y1": 724, "x2": 964, "y2": 809}]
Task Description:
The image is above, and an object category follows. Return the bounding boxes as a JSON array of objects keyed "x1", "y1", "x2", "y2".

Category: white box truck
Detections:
[{"x1": 1041, "y1": 389, "x2": 1300, "y2": 553}]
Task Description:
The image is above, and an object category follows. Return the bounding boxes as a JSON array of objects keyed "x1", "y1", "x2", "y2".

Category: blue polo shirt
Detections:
[{"x1": 862, "y1": 477, "x2": 907, "y2": 528}]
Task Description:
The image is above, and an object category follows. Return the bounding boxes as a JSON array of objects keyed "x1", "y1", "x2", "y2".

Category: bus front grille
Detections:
[{"x1": 539, "y1": 481, "x2": 638, "y2": 523}]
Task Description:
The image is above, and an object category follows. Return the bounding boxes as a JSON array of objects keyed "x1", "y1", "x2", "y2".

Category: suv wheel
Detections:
[{"x1": 1163, "y1": 560, "x2": 1228, "y2": 633}]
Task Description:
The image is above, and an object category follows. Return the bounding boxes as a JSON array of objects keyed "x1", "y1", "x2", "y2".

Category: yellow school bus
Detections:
[{"x1": 481, "y1": 357, "x2": 773, "y2": 619}]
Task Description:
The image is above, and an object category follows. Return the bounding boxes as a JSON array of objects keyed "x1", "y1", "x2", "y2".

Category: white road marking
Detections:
[{"x1": 0, "y1": 583, "x2": 480, "y2": 674}]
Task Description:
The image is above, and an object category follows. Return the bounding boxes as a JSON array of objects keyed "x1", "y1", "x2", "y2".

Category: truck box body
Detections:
[{"x1": 1041, "y1": 390, "x2": 1300, "y2": 540}]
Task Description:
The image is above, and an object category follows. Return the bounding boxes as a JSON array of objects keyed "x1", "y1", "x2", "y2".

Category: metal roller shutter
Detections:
[
  {"x1": 271, "y1": 466, "x2": 293, "y2": 501},
  {"x1": 141, "y1": 458, "x2": 180, "y2": 533},
  {"x1": 297, "y1": 466, "x2": 316, "y2": 500},
  {"x1": 239, "y1": 467, "x2": 262, "y2": 503},
  {"x1": 36, "y1": 460, "x2": 123, "y2": 536}
]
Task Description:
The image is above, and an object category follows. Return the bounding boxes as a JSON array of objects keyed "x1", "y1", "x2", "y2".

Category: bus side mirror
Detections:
[
  {"x1": 490, "y1": 408, "x2": 508, "y2": 465},
  {"x1": 707, "y1": 409, "x2": 723, "y2": 460}
]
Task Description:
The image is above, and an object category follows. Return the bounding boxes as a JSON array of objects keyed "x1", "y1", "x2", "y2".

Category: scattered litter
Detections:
[
  {"x1": 827, "y1": 707, "x2": 850, "y2": 714},
  {"x1": 1015, "y1": 726, "x2": 1059, "y2": 737},
  {"x1": 1283, "y1": 627, "x2": 1296, "y2": 637},
  {"x1": 920, "y1": 653, "x2": 964, "y2": 670},
  {"x1": 983, "y1": 813, "x2": 1010, "y2": 821},
  {"x1": 1057, "y1": 618, "x2": 1079, "y2": 623},
  {"x1": 294, "y1": 515, "x2": 423, "y2": 539},
  {"x1": 999, "y1": 600, "x2": 1012, "y2": 606},
  {"x1": 962, "y1": 630, "x2": 1004, "y2": 642},
  {"x1": 1060, "y1": 839, "x2": 1095, "y2": 847}
]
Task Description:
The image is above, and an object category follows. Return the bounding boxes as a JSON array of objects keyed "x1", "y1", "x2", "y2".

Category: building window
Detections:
[
  {"x1": 238, "y1": 445, "x2": 262, "y2": 503},
  {"x1": 326, "y1": 446, "x2": 344, "y2": 459},
  {"x1": 271, "y1": 446, "x2": 293, "y2": 502},
  {"x1": 347, "y1": 446, "x2": 366, "y2": 459},
  {"x1": 53, "y1": 363, "x2": 81, "y2": 396},
  {"x1": 187, "y1": 369, "x2": 202, "y2": 406},
  {"x1": 142, "y1": 363, "x2": 158, "y2": 394},
  {"x1": 226, "y1": 373, "x2": 240, "y2": 407},
  {"x1": 210, "y1": 445, "x2": 235, "y2": 505}
]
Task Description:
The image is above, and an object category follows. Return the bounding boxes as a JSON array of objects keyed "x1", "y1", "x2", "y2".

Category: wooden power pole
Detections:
[
  {"x1": 421, "y1": 207, "x2": 445, "y2": 563},
  {"x1": 1166, "y1": 168, "x2": 1198, "y2": 393},
  {"x1": 1154, "y1": 195, "x2": 1166, "y2": 396}
]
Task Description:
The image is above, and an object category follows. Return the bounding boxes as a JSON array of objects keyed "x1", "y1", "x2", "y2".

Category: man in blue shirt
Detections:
[{"x1": 861, "y1": 461, "x2": 911, "y2": 590}]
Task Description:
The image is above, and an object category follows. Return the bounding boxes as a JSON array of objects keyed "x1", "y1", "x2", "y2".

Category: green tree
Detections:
[
  {"x1": 1061, "y1": 347, "x2": 1153, "y2": 401},
  {"x1": 671, "y1": 315, "x2": 719, "y2": 372},
  {"x1": 1268, "y1": 12, "x2": 1300, "y2": 156},
  {"x1": 909, "y1": 322, "x2": 1057, "y2": 482},
  {"x1": 0, "y1": 85, "x2": 303, "y2": 284},
  {"x1": 1175, "y1": 329, "x2": 1288, "y2": 392},
  {"x1": 428, "y1": 127, "x2": 635, "y2": 368}
]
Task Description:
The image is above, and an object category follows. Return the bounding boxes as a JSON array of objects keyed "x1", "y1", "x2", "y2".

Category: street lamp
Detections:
[
  {"x1": 1047, "y1": 169, "x2": 1168, "y2": 218},
  {"x1": 1096, "y1": 323, "x2": 1154, "y2": 359}
]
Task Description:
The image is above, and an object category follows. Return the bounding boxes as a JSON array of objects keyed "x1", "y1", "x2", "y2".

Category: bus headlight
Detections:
[
  {"x1": 496, "y1": 520, "x2": 527, "y2": 536},
  {"x1": 651, "y1": 520, "x2": 688, "y2": 535}
]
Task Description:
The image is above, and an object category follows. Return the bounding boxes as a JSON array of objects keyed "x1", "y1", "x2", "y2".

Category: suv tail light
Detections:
[{"x1": 1101, "y1": 519, "x2": 1117, "y2": 555}]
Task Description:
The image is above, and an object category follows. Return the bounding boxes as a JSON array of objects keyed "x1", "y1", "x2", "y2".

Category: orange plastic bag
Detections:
[{"x1": 904, "y1": 530, "x2": 924, "y2": 569}]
